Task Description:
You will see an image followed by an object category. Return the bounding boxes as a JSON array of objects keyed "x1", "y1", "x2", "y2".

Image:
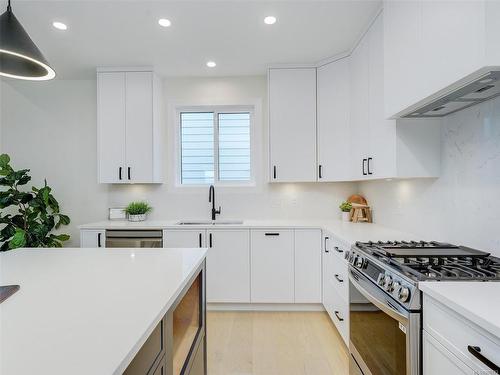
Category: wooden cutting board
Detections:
[{"x1": 347, "y1": 194, "x2": 367, "y2": 206}]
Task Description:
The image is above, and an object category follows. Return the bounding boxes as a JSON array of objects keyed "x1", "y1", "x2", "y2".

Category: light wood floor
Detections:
[{"x1": 207, "y1": 311, "x2": 349, "y2": 375}]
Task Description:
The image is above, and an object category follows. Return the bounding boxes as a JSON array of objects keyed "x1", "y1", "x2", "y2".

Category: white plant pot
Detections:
[
  {"x1": 342, "y1": 211, "x2": 351, "y2": 222},
  {"x1": 128, "y1": 214, "x2": 147, "y2": 222}
]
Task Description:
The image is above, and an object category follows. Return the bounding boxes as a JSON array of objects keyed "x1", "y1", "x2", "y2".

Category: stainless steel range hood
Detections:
[{"x1": 402, "y1": 70, "x2": 500, "y2": 118}]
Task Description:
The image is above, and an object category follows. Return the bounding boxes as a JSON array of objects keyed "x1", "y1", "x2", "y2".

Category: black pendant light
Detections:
[{"x1": 0, "y1": 0, "x2": 55, "y2": 80}]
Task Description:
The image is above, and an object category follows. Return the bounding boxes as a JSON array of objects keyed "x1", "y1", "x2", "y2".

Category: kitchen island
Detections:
[{"x1": 0, "y1": 247, "x2": 207, "y2": 375}]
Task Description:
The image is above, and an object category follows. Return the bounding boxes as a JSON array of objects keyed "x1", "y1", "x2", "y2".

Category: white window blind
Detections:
[{"x1": 180, "y1": 109, "x2": 251, "y2": 185}]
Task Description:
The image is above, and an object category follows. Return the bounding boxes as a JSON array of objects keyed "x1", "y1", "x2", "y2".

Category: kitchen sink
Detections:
[{"x1": 176, "y1": 220, "x2": 244, "y2": 225}]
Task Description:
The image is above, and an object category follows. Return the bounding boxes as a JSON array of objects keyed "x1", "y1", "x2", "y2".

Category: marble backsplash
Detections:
[{"x1": 359, "y1": 96, "x2": 500, "y2": 257}]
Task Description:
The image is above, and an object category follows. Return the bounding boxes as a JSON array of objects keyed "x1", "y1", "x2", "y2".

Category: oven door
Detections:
[{"x1": 348, "y1": 267, "x2": 420, "y2": 375}]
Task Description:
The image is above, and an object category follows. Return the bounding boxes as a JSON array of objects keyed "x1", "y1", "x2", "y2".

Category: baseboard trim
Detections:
[{"x1": 207, "y1": 303, "x2": 325, "y2": 312}]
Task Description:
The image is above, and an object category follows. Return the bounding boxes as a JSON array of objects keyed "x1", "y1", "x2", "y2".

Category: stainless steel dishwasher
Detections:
[{"x1": 105, "y1": 230, "x2": 163, "y2": 248}]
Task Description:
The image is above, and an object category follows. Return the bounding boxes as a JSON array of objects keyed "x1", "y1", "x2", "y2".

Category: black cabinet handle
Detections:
[
  {"x1": 209, "y1": 233, "x2": 212, "y2": 248},
  {"x1": 334, "y1": 311, "x2": 344, "y2": 322},
  {"x1": 273, "y1": 166, "x2": 277, "y2": 179},
  {"x1": 468, "y1": 346, "x2": 500, "y2": 372},
  {"x1": 127, "y1": 167, "x2": 131, "y2": 180},
  {"x1": 324, "y1": 236, "x2": 330, "y2": 253},
  {"x1": 318, "y1": 165, "x2": 323, "y2": 179},
  {"x1": 119, "y1": 167, "x2": 122, "y2": 180},
  {"x1": 97, "y1": 233, "x2": 102, "y2": 248},
  {"x1": 265, "y1": 232, "x2": 280, "y2": 236},
  {"x1": 334, "y1": 246, "x2": 343, "y2": 253},
  {"x1": 334, "y1": 274, "x2": 344, "y2": 283},
  {"x1": 199, "y1": 233, "x2": 202, "y2": 248},
  {"x1": 362, "y1": 158, "x2": 367, "y2": 175},
  {"x1": 367, "y1": 157, "x2": 373, "y2": 175}
]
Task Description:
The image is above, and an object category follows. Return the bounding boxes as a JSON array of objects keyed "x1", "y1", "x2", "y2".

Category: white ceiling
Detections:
[{"x1": 4, "y1": 0, "x2": 381, "y2": 79}]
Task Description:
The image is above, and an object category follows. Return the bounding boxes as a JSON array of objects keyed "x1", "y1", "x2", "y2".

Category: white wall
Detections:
[
  {"x1": 359, "y1": 96, "x2": 500, "y2": 256},
  {"x1": 1, "y1": 76, "x2": 356, "y2": 246}
]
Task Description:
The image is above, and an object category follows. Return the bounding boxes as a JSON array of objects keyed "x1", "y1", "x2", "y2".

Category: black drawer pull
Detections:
[
  {"x1": 334, "y1": 311, "x2": 344, "y2": 322},
  {"x1": 334, "y1": 246, "x2": 343, "y2": 253},
  {"x1": 362, "y1": 158, "x2": 367, "y2": 176},
  {"x1": 324, "y1": 236, "x2": 330, "y2": 253},
  {"x1": 209, "y1": 233, "x2": 213, "y2": 248},
  {"x1": 273, "y1": 166, "x2": 277, "y2": 179},
  {"x1": 127, "y1": 167, "x2": 131, "y2": 180},
  {"x1": 334, "y1": 274, "x2": 344, "y2": 283},
  {"x1": 468, "y1": 346, "x2": 500, "y2": 372},
  {"x1": 97, "y1": 233, "x2": 102, "y2": 248},
  {"x1": 198, "y1": 233, "x2": 202, "y2": 248},
  {"x1": 265, "y1": 233, "x2": 280, "y2": 236},
  {"x1": 119, "y1": 167, "x2": 122, "y2": 180},
  {"x1": 367, "y1": 157, "x2": 373, "y2": 175},
  {"x1": 318, "y1": 165, "x2": 323, "y2": 179}
]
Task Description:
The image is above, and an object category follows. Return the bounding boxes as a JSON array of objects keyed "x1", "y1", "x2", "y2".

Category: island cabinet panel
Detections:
[
  {"x1": 206, "y1": 229, "x2": 250, "y2": 303},
  {"x1": 123, "y1": 320, "x2": 165, "y2": 375}
]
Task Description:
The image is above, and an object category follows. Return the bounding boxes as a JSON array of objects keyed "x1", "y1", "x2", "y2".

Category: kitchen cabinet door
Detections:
[
  {"x1": 250, "y1": 229, "x2": 294, "y2": 303},
  {"x1": 368, "y1": 12, "x2": 397, "y2": 179},
  {"x1": 80, "y1": 230, "x2": 106, "y2": 248},
  {"x1": 423, "y1": 331, "x2": 477, "y2": 375},
  {"x1": 349, "y1": 33, "x2": 370, "y2": 180},
  {"x1": 206, "y1": 230, "x2": 250, "y2": 303},
  {"x1": 317, "y1": 58, "x2": 351, "y2": 181},
  {"x1": 294, "y1": 229, "x2": 322, "y2": 303},
  {"x1": 97, "y1": 72, "x2": 126, "y2": 183},
  {"x1": 125, "y1": 72, "x2": 154, "y2": 183},
  {"x1": 269, "y1": 68, "x2": 317, "y2": 182},
  {"x1": 163, "y1": 230, "x2": 205, "y2": 248}
]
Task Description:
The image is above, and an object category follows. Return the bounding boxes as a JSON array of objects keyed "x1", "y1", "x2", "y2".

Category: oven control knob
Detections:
[
  {"x1": 391, "y1": 281, "x2": 401, "y2": 294},
  {"x1": 398, "y1": 287, "x2": 411, "y2": 302},
  {"x1": 377, "y1": 274, "x2": 385, "y2": 286},
  {"x1": 355, "y1": 257, "x2": 364, "y2": 268},
  {"x1": 383, "y1": 275, "x2": 393, "y2": 290}
]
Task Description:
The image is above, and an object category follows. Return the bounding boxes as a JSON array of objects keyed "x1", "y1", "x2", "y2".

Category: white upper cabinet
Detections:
[
  {"x1": 97, "y1": 68, "x2": 162, "y2": 184},
  {"x1": 384, "y1": 0, "x2": 500, "y2": 119},
  {"x1": 317, "y1": 58, "x2": 351, "y2": 181},
  {"x1": 350, "y1": 12, "x2": 440, "y2": 180},
  {"x1": 269, "y1": 68, "x2": 317, "y2": 182}
]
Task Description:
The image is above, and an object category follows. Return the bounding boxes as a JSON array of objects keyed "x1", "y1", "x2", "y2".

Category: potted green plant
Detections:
[
  {"x1": 339, "y1": 201, "x2": 352, "y2": 222},
  {"x1": 0, "y1": 154, "x2": 71, "y2": 250},
  {"x1": 125, "y1": 201, "x2": 152, "y2": 222}
]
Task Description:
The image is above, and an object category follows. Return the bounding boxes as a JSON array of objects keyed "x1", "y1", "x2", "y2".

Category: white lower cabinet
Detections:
[
  {"x1": 423, "y1": 331, "x2": 477, "y2": 375},
  {"x1": 251, "y1": 229, "x2": 295, "y2": 303},
  {"x1": 322, "y1": 233, "x2": 350, "y2": 346},
  {"x1": 80, "y1": 230, "x2": 106, "y2": 248},
  {"x1": 163, "y1": 229, "x2": 205, "y2": 248},
  {"x1": 206, "y1": 230, "x2": 250, "y2": 303},
  {"x1": 294, "y1": 229, "x2": 322, "y2": 303}
]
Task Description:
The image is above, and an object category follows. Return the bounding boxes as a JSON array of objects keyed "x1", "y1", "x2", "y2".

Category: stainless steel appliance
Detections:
[
  {"x1": 105, "y1": 230, "x2": 163, "y2": 248},
  {"x1": 347, "y1": 241, "x2": 500, "y2": 375}
]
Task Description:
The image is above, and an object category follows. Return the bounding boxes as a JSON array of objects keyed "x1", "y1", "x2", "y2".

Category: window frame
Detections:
[{"x1": 176, "y1": 105, "x2": 255, "y2": 187}]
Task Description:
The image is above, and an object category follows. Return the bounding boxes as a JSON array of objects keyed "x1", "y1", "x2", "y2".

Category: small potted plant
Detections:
[
  {"x1": 339, "y1": 201, "x2": 352, "y2": 222},
  {"x1": 125, "y1": 201, "x2": 152, "y2": 222}
]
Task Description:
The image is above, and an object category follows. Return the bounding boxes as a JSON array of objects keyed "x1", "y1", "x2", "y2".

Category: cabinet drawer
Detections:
[
  {"x1": 330, "y1": 237, "x2": 349, "y2": 262},
  {"x1": 124, "y1": 319, "x2": 164, "y2": 375},
  {"x1": 325, "y1": 278, "x2": 349, "y2": 346},
  {"x1": 424, "y1": 295, "x2": 500, "y2": 373},
  {"x1": 330, "y1": 257, "x2": 349, "y2": 302}
]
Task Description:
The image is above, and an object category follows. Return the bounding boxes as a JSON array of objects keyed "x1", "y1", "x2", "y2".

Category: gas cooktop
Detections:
[{"x1": 354, "y1": 241, "x2": 500, "y2": 282}]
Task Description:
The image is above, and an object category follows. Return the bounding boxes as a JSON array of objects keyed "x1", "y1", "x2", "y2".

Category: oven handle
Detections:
[{"x1": 349, "y1": 269, "x2": 409, "y2": 325}]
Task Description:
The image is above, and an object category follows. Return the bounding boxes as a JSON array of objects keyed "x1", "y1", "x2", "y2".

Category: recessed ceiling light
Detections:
[
  {"x1": 264, "y1": 16, "x2": 277, "y2": 25},
  {"x1": 52, "y1": 21, "x2": 67, "y2": 30},
  {"x1": 158, "y1": 18, "x2": 171, "y2": 27},
  {"x1": 206, "y1": 61, "x2": 216, "y2": 68}
]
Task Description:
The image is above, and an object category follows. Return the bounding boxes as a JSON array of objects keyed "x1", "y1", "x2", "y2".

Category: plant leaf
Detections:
[
  {"x1": 0, "y1": 154, "x2": 10, "y2": 168},
  {"x1": 9, "y1": 229, "x2": 27, "y2": 249}
]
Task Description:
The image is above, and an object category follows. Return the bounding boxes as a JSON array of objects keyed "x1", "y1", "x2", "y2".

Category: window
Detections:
[{"x1": 179, "y1": 108, "x2": 252, "y2": 185}]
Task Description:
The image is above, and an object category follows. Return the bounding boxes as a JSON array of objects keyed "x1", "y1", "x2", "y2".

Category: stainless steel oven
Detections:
[
  {"x1": 105, "y1": 230, "x2": 163, "y2": 248},
  {"x1": 349, "y1": 266, "x2": 420, "y2": 375}
]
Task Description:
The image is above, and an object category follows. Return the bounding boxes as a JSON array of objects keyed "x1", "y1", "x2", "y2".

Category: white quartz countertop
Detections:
[
  {"x1": 80, "y1": 219, "x2": 421, "y2": 245},
  {"x1": 0, "y1": 247, "x2": 207, "y2": 375},
  {"x1": 420, "y1": 281, "x2": 500, "y2": 339}
]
